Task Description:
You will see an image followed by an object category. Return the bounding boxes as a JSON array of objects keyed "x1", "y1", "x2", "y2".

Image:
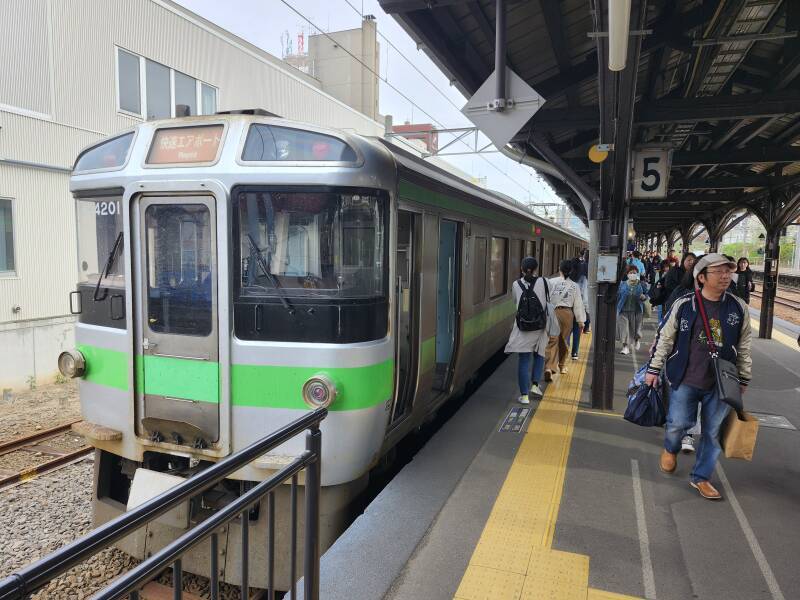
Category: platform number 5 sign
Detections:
[{"x1": 632, "y1": 149, "x2": 671, "y2": 198}]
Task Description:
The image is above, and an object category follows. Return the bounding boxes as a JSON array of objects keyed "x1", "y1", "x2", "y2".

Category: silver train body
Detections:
[{"x1": 66, "y1": 113, "x2": 586, "y2": 588}]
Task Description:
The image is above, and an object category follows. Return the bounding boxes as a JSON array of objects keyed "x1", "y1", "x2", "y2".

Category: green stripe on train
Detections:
[
  {"x1": 78, "y1": 344, "x2": 392, "y2": 411},
  {"x1": 140, "y1": 354, "x2": 220, "y2": 403},
  {"x1": 78, "y1": 344, "x2": 128, "y2": 391},
  {"x1": 399, "y1": 180, "x2": 533, "y2": 233},
  {"x1": 230, "y1": 359, "x2": 393, "y2": 410},
  {"x1": 463, "y1": 299, "x2": 516, "y2": 345}
]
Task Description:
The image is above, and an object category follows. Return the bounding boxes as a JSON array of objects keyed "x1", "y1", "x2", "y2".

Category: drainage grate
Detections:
[
  {"x1": 748, "y1": 412, "x2": 797, "y2": 431},
  {"x1": 499, "y1": 406, "x2": 531, "y2": 433}
]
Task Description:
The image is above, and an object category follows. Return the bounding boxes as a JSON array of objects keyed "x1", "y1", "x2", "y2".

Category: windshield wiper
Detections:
[
  {"x1": 93, "y1": 232, "x2": 123, "y2": 302},
  {"x1": 245, "y1": 234, "x2": 294, "y2": 313}
]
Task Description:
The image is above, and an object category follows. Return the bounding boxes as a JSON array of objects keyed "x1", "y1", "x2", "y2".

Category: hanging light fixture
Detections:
[{"x1": 608, "y1": 0, "x2": 632, "y2": 71}]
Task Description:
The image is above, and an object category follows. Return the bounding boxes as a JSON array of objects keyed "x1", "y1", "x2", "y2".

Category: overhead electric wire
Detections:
[{"x1": 279, "y1": 0, "x2": 534, "y2": 197}]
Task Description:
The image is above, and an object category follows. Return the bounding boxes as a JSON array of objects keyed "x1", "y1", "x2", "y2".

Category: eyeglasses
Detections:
[{"x1": 705, "y1": 268, "x2": 733, "y2": 276}]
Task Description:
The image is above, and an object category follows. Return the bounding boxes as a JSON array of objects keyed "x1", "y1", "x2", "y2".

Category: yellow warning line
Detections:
[
  {"x1": 750, "y1": 318, "x2": 799, "y2": 353},
  {"x1": 454, "y1": 334, "x2": 645, "y2": 600},
  {"x1": 577, "y1": 409, "x2": 624, "y2": 419}
]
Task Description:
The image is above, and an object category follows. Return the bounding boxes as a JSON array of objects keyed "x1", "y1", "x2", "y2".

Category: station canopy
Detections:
[{"x1": 380, "y1": 0, "x2": 800, "y2": 239}]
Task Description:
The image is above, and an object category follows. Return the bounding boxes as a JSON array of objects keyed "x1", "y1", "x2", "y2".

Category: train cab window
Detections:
[
  {"x1": 472, "y1": 237, "x2": 487, "y2": 304},
  {"x1": 75, "y1": 197, "x2": 126, "y2": 328},
  {"x1": 489, "y1": 236, "x2": 508, "y2": 298},
  {"x1": 73, "y1": 133, "x2": 134, "y2": 172},
  {"x1": 233, "y1": 188, "x2": 388, "y2": 343},
  {"x1": 241, "y1": 125, "x2": 357, "y2": 162},
  {"x1": 144, "y1": 204, "x2": 213, "y2": 336}
]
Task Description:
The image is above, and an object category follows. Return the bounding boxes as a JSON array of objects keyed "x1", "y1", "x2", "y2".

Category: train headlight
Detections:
[
  {"x1": 302, "y1": 374, "x2": 337, "y2": 409},
  {"x1": 57, "y1": 349, "x2": 86, "y2": 379}
]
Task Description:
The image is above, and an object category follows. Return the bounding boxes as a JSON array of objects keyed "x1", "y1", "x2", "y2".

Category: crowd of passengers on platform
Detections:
[{"x1": 505, "y1": 248, "x2": 754, "y2": 502}]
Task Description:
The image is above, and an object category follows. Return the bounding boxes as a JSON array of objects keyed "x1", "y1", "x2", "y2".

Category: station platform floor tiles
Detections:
[{"x1": 307, "y1": 318, "x2": 799, "y2": 600}]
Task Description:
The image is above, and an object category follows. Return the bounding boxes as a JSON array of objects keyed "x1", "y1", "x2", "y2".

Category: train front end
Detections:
[{"x1": 61, "y1": 114, "x2": 397, "y2": 589}]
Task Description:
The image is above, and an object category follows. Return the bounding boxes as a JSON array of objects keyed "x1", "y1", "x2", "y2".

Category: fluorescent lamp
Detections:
[{"x1": 608, "y1": 0, "x2": 632, "y2": 71}]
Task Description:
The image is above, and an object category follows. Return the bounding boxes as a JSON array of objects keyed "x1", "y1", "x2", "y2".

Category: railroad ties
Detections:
[{"x1": 0, "y1": 420, "x2": 93, "y2": 490}]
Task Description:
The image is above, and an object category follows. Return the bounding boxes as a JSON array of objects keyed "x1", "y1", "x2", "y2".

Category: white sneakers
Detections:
[
  {"x1": 571, "y1": 354, "x2": 579, "y2": 361},
  {"x1": 634, "y1": 340, "x2": 641, "y2": 350},
  {"x1": 560, "y1": 366, "x2": 568, "y2": 374},
  {"x1": 530, "y1": 384, "x2": 544, "y2": 397},
  {"x1": 620, "y1": 345, "x2": 630, "y2": 355},
  {"x1": 681, "y1": 435, "x2": 695, "y2": 453},
  {"x1": 518, "y1": 395, "x2": 530, "y2": 405}
]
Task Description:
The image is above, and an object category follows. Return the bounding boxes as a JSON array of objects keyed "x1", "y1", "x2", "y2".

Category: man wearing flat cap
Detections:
[{"x1": 645, "y1": 253, "x2": 752, "y2": 500}]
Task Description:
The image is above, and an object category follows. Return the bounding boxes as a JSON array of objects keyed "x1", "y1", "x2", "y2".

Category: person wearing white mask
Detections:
[{"x1": 616, "y1": 265, "x2": 648, "y2": 354}]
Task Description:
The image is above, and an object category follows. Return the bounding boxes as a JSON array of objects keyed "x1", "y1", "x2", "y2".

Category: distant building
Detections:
[
  {"x1": 0, "y1": 0, "x2": 384, "y2": 391},
  {"x1": 287, "y1": 16, "x2": 382, "y2": 122},
  {"x1": 391, "y1": 122, "x2": 439, "y2": 154}
]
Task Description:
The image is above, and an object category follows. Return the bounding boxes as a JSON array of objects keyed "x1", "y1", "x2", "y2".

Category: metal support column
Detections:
[
  {"x1": 494, "y1": 0, "x2": 507, "y2": 111},
  {"x1": 303, "y1": 427, "x2": 322, "y2": 600},
  {"x1": 758, "y1": 228, "x2": 780, "y2": 339}
]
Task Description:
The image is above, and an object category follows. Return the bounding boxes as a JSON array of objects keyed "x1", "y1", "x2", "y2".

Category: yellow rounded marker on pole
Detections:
[{"x1": 588, "y1": 144, "x2": 608, "y2": 163}]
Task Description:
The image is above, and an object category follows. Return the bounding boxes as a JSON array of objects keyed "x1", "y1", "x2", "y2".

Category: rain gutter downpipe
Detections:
[{"x1": 494, "y1": 0, "x2": 507, "y2": 111}]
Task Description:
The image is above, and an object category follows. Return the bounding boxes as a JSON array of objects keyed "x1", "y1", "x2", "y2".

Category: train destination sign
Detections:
[{"x1": 147, "y1": 125, "x2": 223, "y2": 165}]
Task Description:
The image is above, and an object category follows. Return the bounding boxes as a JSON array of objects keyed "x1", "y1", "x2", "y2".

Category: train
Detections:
[{"x1": 58, "y1": 110, "x2": 586, "y2": 589}]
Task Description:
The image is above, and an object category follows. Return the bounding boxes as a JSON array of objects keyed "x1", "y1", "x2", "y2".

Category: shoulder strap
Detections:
[{"x1": 694, "y1": 288, "x2": 719, "y2": 357}]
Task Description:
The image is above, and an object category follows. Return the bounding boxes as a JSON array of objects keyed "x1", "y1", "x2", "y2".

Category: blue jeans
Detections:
[
  {"x1": 664, "y1": 383, "x2": 731, "y2": 483},
  {"x1": 657, "y1": 305, "x2": 663, "y2": 323},
  {"x1": 517, "y1": 352, "x2": 545, "y2": 395}
]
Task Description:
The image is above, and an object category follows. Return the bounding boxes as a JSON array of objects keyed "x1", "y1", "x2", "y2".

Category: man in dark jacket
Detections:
[{"x1": 645, "y1": 254, "x2": 752, "y2": 501}]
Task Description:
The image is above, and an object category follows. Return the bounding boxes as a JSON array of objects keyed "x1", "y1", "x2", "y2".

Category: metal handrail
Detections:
[{"x1": 0, "y1": 407, "x2": 327, "y2": 600}]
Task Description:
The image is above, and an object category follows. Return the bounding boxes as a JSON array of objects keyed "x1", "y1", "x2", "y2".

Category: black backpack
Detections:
[{"x1": 515, "y1": 278, "x2": 547, "y2": 331}]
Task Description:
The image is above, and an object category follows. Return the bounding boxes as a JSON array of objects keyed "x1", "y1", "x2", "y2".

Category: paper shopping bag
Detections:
[{"x1": 721, "y1": 410, "x2": 759, "y2": 461}]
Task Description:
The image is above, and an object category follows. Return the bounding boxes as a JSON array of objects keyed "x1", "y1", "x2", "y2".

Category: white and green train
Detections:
[{"x1": 59, "y1": 110, "x2": 586, "y2": 589}]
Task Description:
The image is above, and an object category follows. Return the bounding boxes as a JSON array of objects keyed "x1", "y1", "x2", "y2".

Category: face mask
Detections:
[{"x1": 627, "y1": 274, "x2": 639, "y2": 282}]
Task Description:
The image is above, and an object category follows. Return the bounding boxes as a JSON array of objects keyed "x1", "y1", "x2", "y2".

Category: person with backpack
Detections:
[
  {"x1": 544, "y1": 260, "x2": 587, "y2": 380},
  {"x1": 505, "y1": 256, "x2": 549, "y2": 404}
]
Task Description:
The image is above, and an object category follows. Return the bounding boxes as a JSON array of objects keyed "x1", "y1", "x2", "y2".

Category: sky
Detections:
[{"x1": 172, "y1": 0, "x2": 564, "y2": 211}]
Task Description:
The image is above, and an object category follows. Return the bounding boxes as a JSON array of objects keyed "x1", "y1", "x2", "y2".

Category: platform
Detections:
[{"x1": 311, "y1": 316, "x2": 800, "y2": 600}]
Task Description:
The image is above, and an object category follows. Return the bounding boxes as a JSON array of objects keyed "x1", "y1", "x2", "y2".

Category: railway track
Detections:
[
  {"x1": 750, "y1": 290, "x2": 800, "y2": 311},
  {"x1": 0, "y1": 420, "x2": 93, "y2": 490}
]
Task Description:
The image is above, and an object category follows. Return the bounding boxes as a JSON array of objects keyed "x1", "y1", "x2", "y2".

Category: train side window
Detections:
[
  {"x1": 526, "y1": 240, "x2": 535, "y2": 260},
  {"x1": 489, "y1": 236, "x2": 508, "y2": 298},
  {"x1": 473, "y1": 236, "x2": 487, "y2": 304}
]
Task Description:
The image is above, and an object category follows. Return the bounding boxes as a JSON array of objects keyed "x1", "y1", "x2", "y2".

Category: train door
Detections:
[
  {"x1": 134, "y1": 195, "x2": 220, "y2": 446},
  {"x1": 390, "y1": 210, "x2": 420, "y2": 425},
  {"x1": 433, "y1": 219, "x2": 460, "y2": 392}
]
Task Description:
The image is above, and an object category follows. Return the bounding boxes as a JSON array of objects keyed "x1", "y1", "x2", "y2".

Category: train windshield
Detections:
[
  {"x1": 236, "y1": 190, "x2": 386, "y2": 299},
  {"x1": 76, "y1": 197, "x2": 125, "y2": 288}
]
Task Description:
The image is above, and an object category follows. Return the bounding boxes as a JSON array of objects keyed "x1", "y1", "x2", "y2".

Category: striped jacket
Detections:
[{"x1": 646, "y1": 290, "x2": 752, "y2": 389}]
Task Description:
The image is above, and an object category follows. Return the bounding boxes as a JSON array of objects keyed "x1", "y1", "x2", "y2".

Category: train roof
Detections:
[{"x1": 70, "y1": 113, "x2": 585, "y2": 242}]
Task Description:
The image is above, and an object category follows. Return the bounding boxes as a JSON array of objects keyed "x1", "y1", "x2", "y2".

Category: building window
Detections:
[
  {"x1": 473, "y1": 236, "x2": 487, "y2": 304},
  {"x1": 174, "y1": 71, "x2": 197, "y2": 116},
  {"x1": 201, "y1": 83, "x2": 217, "y2": 115},
  {"x1": 116, "y1": 48, "x2": 217, "y2": 119},
  {"x1": 489, "y1": 236, "x2": 508, "y2": 298},
  {"x1": 117, "y1": 49, "x2": 141, "y2": 115},
  {"x1": 0, "y1": 199, "x2": 15, "y2": 274},
  {"x1": 145, "y1": 60, "x2": 171, "y2": 119}
]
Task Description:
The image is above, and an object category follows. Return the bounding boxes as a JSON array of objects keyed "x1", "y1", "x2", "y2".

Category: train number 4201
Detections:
[{"x1": 95, "y1": 201, "x2": 121, "y2": 216}]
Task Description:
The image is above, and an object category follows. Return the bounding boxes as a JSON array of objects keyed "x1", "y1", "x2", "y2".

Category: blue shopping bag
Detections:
[{"x1": 624, "y1": 365, "x2": 667, "y2": 427}]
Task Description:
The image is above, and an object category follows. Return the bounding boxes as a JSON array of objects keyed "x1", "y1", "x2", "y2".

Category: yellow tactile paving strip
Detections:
[
  {"x1": 750, "y1": 318, "x2": 799, "y2": 352},
  {"x1": 454, "y1": 334, "x2": 643, "y2": 600}
]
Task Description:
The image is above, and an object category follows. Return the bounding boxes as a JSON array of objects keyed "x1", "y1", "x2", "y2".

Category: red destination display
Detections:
[{"x1": 147, "y1": 125, "x2": 223, "y2": 165}]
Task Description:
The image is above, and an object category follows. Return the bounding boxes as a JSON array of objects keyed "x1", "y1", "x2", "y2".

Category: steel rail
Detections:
[
  {"x1": 0, "y1": 420, "x2": 83, "y2": 455},
  {"x1": 0, "y1": 446, "x2": 93, "y2": 490}
]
